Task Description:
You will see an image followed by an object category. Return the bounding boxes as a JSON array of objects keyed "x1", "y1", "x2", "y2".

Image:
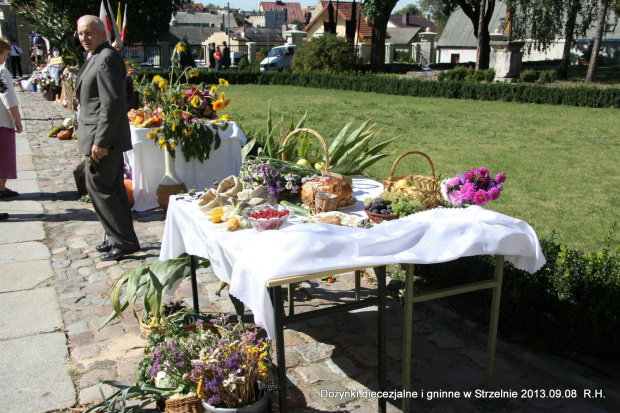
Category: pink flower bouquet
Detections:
[{"x1": 441, "y1": 167, "x2": 505, "y2": 206}]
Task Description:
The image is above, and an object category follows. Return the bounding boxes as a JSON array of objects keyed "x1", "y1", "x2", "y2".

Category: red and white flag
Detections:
[
  {"x1": 99, "y1": 0, "x2": 112, "y2": 40},
  {"x1": 106, "y1": 0, "x2": 123, "y2": 49},
  {"x1": 121, "y1": 4, "x2": 127, "y2": 43}
]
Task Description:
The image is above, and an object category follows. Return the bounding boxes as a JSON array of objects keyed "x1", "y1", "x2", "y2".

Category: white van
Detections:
[{"x1": 260, "y1": 45, "x2": 297, "y2": 72}]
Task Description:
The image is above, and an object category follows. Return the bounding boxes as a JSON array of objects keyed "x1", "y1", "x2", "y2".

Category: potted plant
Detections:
[{"x1": 190, "y1": 315, "x2": 272, "y2": 412}]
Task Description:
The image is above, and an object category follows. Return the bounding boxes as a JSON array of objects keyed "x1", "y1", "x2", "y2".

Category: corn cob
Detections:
[
  {"x1": 210, "y1": 207, "x2": 225, "y2": 223},
  {"x1": 48, "y1": 124, "x2": 64, "y2": 137},
  {"x1": 225, "y1": 216, "x2": 239, "y2": 232}
]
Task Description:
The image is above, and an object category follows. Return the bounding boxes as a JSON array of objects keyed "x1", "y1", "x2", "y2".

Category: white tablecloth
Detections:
[
  {"x1": 126, "y1": 122, "x2": 247, "y2": 211},
  {"x1": 160, "y1": 177, "x2": 546, "y2": 339}
]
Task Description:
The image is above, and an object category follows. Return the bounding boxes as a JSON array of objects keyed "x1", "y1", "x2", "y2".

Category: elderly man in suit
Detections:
[{"x1": 76, "y1": 15, "x2": 140, "y2": 261}]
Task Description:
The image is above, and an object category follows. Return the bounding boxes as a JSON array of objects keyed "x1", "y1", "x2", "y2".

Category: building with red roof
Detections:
[{"x1": 260, "y1": 2, "x2": 305, "y2": 23}]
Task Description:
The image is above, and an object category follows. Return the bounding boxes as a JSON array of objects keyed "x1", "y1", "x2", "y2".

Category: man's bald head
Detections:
[{"x1": 77, "y1": 15, "x2": 107, "y2": 53}]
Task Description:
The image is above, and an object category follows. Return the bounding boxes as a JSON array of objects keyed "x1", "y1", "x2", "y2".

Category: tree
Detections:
[
  {"x1": 11, "y1": 0, "x2": 189, "y2": 64},
  {"x1": 426, "y1": 0, "x2": 496, "y2": 69},
  {"x1": 361, "y1": 0, "x2": 400, "y2": 72},
  {"x1": 510, "y1": 0, "x2": 598, "y2": 80},
  {"x1": 292, "y1": 34, "x2": 358, "y2": 72},
  {"x1": 395, "y1": 4, "x2": 422, "y2": 14},
  {"x1": 585, "y1": 0, "x2": 609, "y2": 84},
  {"x1": 419, "y1": 0, "x2": 452, "y2": 35}
]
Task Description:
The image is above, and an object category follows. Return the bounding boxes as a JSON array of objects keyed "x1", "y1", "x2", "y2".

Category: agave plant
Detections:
[{"x1": 242, "y1": 101, "x2": 309, "y2": 161}]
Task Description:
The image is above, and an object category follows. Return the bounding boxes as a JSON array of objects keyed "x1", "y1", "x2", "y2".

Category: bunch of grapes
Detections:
[
  {"x1": 364, "y1": 197, "x2": 393, "y2": 215},
  {"x1": 364, "y1": 191, "x2": 423, "y2": 218}
]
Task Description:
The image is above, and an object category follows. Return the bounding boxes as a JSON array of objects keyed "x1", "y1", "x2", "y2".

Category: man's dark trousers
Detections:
[{"x1": 85, "y1": 151, "x2": 139, "y2": 250}]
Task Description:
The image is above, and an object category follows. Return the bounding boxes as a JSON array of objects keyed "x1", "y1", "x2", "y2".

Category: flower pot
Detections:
[
  {"x1": 200, "y1": 387, "x2": 269, "y2": 413},
  {"x1": 44, "y1": 92, "x2": 56, "y2": 101},
  {"x1": 156, "y1": 149, "x2": 186, "y2": 210},
  {"x1": 32, "y1": 84, "x2": 37, "y2": 92}
]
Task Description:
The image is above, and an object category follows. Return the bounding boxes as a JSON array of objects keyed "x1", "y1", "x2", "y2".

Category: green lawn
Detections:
[{"x1": 222, "y1": 84, "x2": 620, "y2": 251}]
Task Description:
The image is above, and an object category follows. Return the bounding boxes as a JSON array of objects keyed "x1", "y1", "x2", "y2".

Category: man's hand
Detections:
[{"x1": 91, "y1": 145, "x2": 109, "y2": 162}]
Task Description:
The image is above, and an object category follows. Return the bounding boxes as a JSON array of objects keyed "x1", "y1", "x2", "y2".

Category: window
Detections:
[{"x1": 451, "y1": 54, "x2": 460, "y2": 64}]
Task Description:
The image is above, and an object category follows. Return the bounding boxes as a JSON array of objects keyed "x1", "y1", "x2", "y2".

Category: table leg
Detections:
[
  {"x1": 374, "y1": 265, "x2": 387, "y2": 413},
  {"x1": 402, "y1": 263, "x2": 414, "y2": 412},
  {"x1": 288, "y1": 283, "x2": 295, "y2": 316},
  {"x1": 272, "y1": 285, "x2": 288, "y2": 412},
  {"x1": 355, "y1": 270, "x2": 361, "y2": 301},
  {"x1": 189, "y1": 255, "x2": 199, "y2": 313},
  {"x1": 484, "y1": 255, "x2": 504, "y2": 389}
]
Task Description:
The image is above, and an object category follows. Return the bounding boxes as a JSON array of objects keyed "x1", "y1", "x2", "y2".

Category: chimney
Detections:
[{"x1": 402, "y1": 12, "x2": 408, "y2": 26}]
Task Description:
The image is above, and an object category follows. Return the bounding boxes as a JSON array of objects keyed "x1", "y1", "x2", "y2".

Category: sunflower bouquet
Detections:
[{"x1": 141, "y1": 42, "x2": 232, "y2": 162}]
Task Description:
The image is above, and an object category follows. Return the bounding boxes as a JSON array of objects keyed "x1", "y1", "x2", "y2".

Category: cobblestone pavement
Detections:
[{"x1": 9, "y1": 91, "x2": 620, "y2": 412}]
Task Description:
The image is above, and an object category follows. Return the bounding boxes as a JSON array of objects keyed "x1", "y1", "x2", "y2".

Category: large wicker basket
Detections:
[
  {"x1": 383, "y1": 151, "x2": 442, "y2": 211},
  {"x1": 164, "y1": 394, "x2": 205, "y2": 413}
]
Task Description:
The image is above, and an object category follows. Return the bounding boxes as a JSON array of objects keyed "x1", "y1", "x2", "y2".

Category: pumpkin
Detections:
[
  {"x1": 300, "y1": 176, "x2": 354, "y2": 209},
  {"x1": 124, "y1": 179, "x2": 134, "y2": 207},
  {"x1": 57, "y1": 130, "x2": 72, "y2": 140}
]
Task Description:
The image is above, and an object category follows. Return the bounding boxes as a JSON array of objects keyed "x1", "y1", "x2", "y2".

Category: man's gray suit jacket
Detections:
[{"x1": 76, "y1": 41, "x2": 131, "y2": 155}]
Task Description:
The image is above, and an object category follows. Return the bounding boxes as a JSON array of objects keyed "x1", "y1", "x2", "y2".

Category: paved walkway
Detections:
[{"x1": 0, "y1": 91, "x2": 618, "y2": 413}]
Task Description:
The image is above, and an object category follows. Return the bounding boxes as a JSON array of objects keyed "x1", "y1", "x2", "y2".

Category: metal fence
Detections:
[{"x1": 126, "y1": 45, "x2": 161, "y2": 66}]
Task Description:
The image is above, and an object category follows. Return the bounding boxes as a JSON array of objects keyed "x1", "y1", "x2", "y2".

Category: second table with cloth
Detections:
[
  {"x1": 125, "y1": 122, "x2": 247, "y2": 211},
  {"x1": 160, "y1": 176, "x2": 546, "y2": 411}
]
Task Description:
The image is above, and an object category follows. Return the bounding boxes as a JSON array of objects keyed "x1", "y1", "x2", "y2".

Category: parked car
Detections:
[
  {"x1": 140, "y1": 56, "x2": 161, "y2": 67},
  {"x1": 260, "y1": 45, "x2": 297, "y2": 72},
  {"x1": 194, "y1": 59, "x2": 208, "y2": 68}
]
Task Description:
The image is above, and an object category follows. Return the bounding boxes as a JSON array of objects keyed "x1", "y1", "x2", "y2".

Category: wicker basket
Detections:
[
  {"x1": 165, "y1": 394, "x2": 205, "y2": 413},
  {"x1": 139, "y1": 318, "x2": 165, "y2": 338},
  {"x1": 383, "y1": 151, "x2": 442, "y2": 211},
  {"x1": 50, "y1": 115, "x2": 66, "y2": 129},
  {"x1": 365, "y1": 209, "x2": 399, "y2": 224},
  {"x1": 283, "y1": 128, "x2": 353, "y2": 188}
]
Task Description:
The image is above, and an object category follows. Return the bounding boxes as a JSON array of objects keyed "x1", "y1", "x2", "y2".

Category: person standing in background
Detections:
[
  {"x1": 222, "y1": 41, "x2": 230, "y2": 70},
  {"x1": 75, "y1": 15, "x2": 140, "y2": 261},
  {"x1": 214, "y1": 45, "x2": 222, "y2": 70},
  {"x1": 9, "y1": 40, "x2": 23, "y2": 79},
  {"x1": 0, "y1": 38, "x2": 24, "y2": 200},
  {"x1": 208, "y1": 42, "x2": 216, "y2": 71}
]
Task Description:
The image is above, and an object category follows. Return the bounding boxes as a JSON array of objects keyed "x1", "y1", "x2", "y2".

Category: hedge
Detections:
[
  {"x1": 135, "y1": 69, "x2": 620, "y2": 109},
  {"x1": 411, "y1": 235, "x2": 620, "y2": 359}
]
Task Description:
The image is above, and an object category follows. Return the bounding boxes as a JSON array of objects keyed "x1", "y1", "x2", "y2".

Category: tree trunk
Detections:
[
  {"x1": 476, "y1": 0, "x2": 487, "y2": 70},
  {"x1": 559, "y1": 0, "x2": 581, "y2": 80},
  {"x1": 370, "y1": 16, "x2": 389, "y2": 73},
  {"x1": 585, "y1": 0, "x2": 608, "y2": 84}
]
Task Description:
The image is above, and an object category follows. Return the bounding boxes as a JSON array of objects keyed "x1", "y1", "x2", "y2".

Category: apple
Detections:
[
  {"x1": 314, "y1": 161, "x2": 327, "y2": 171},
  {"x1": 306, "y1": 154, "x2": 318, "y2": 164},
  {"x1": 296, "y1": 158, "x2": 312, "y2": 167}
]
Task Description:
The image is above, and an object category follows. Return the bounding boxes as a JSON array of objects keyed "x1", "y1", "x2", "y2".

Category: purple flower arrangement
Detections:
[
  {"x1": 190, "y1": 315, "x2": 271, "y2": 408},
  {"x1": 239, "y1": 158, "x2": 317, "y2": 198},
  {"x1": 441, "y1": 167, "x2": 506, "y2": 206}
]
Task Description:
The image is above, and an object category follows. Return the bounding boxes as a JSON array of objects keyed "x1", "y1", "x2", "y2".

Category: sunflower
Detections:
[
  {"x1": 158, "y1": 138, "x2": 166, "y2": 148},
  {"x1": 189, "y1": 70, "x2": 199, "y2": 78},
  {"x1": 191, "y1": 95, "x2": 201, "y2": 108},
  {"x1": 151, "y1": 75, "x2": 164, "y2": 85},
  {"x1": 172, "y1": 122, "x2": 177, "y2": 131},
  {"x1": 146, "y1": 132, "x2": 157, "y2": 139},
  {"x1": 210, "y1": 86, "x2": 217, "y2": 95},
  {"x1": 212, "y1": 100, "x2": 224, "y2": 111},
  {"x1": 219, "y1": 78, "x2": 229, "y2": 86},
  {"x1": 170, "y1": 142, "x2": 177, "y2": 150},
  {"x1": 184, "y1": 128, "x2": 193, "y2": 135},
  {"x1": 158, "y1": 80, "x2": 169, "y2": 90},
  {"x1": 176, "y1": 44, "x2": 186, "y2": 52}
]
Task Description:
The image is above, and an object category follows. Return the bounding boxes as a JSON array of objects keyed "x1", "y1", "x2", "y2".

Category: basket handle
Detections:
[
  {"x1": 50, "y1": 115, "x2": 66, "y2": 129},
  {"x1": 282, "y1": 128, "x2": 330, "y2": 171},
  {"x1": 387, "y1": 151, "x2": 436, "y2": 181}
]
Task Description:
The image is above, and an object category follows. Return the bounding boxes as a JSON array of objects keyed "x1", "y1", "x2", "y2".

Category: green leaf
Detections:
[
  {"x1": 146, "y1": 271, "x2": 164, "y2": 320},
  {"x1": 99, "y1": 295, "x2": 128, "y2": 330},
  {"x1": 364, "y1": 136, "x2": 397, "y2": 156},
  {"x1": 125, "y1": 265, "x2": 149, "y2": 316},
  {"x1": 327, "y1": 122, "x2": 352, "y2": 162},
  {"x1": 110, "y1": 271, "x2": 133, "y2": 318},
  {"x1": 354, "y1": 153, "x2": 391, "y2": 173},
  {"x1": 242, "y1": 138, "x2": 257, "y2": 160}
]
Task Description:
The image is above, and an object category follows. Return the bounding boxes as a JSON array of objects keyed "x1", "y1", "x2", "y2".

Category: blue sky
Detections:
[{"x1": 197, "y1": 0, "x2": 415, "y2": 15}]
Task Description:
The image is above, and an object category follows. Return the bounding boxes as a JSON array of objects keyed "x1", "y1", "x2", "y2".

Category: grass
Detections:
[{"x1": 220, "y1": 83, "x2": 620, "y2": 251}]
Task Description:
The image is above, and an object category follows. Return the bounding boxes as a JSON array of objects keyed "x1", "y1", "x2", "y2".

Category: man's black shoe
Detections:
[
  {"x1": 100, "y1": 247, "x2": 140, "y2": 261},
  {"x1": 96, "y1": 242, "x2": 112, "y2": 253}
]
